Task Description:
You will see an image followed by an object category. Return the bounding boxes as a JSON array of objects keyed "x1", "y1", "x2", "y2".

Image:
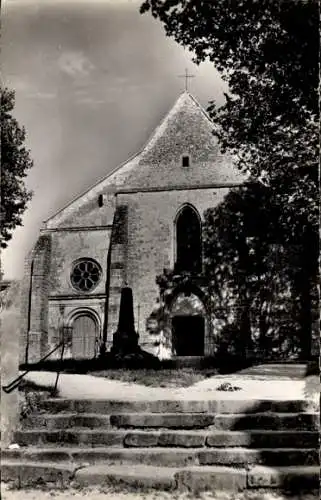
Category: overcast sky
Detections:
[{"x1": 2, "y1": 0, "x2": 227, "y2": 280}]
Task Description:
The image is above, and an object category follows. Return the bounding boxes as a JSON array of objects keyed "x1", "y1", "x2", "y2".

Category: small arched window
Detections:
[
  {"x1": 98, "y1": 194, "x2": 104, "y2": 207},
  {"x1": 175, "y1": 205, "x2": 202, "y2": 273}
]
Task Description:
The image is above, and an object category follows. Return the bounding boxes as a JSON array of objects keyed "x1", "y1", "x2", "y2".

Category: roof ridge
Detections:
[
  {"x1": 133, "y1": 91, "x2": 216, "y2": 157},
  {"x1": 44, "y1": 94, "x2": 186, "y2": 225},
  {"x1": 43, "y1": 150, "x2": 141, "y2": 225},
  {"x1": 185, "y1": 91, "x2": 216, "y2": 125}
]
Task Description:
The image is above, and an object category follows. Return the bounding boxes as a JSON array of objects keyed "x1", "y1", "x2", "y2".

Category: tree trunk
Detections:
[{"x1": 297, "y1": 230, "x2": 316, "y2": 360}]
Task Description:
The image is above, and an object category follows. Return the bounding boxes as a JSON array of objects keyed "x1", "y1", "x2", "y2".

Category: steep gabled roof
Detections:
[{"x1": 45, "y1": 91, "x2": 243, "y2": 229}]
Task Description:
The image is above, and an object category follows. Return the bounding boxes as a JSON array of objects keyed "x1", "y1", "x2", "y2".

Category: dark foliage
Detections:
[
  {"x1": 140, "y1": 0, "x2": 318, "y2": 229},
  {"x1": 203, "y1": 181, "x2": 317, "y2": 360},
  {"x1": 141, "y1": 1, "x2": 319, "y2": 358},
  {"x1": 1, "y1": 88, "x2": 33, "y2": 249}
]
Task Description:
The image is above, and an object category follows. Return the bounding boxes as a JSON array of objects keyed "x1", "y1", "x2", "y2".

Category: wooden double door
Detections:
[{"x1": 72, "y1": 315, "x2": 98, "y2": 359}]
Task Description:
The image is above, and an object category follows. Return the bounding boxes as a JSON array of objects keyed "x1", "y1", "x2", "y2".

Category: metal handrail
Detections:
[{"x1": 2, "y1": 341, "x2": 65, "y2": 394}]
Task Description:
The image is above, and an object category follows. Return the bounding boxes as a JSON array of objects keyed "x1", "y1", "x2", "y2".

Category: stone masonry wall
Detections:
[
  {"x1": 54, "y1": 192, "x2": 116, "y2": 229},
  {"x1": 47, "y1": 228, "x2": 111, "y2": 357},
  {"x1": 117, "y1": 187, "x2": 231, "y2": 353},
  {"x1": 106, "y1": 92, "x2": 246, "y2": 192},
  {"x1": 47, "y1": 298, "x2": 105, "y2": 359},
  {"x1": 49, "y1": 229, "x2": 110, "y2": 296},
  {"x1": 27, "y1": 234, "x2": 52, "y2": 363}
]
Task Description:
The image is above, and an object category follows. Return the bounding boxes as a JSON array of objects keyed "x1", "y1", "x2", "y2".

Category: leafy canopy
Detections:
[
  {"x1": 1, "y1": 88, "x2": 33, "y2": 249},
  {"x1": 140, "y1": 0, "x2": 317, "y2": 113},
  {"x1": 140, "y1": 0, "x2": 319, "y2": 235},
  {"x1": 142, "y1": 1, "x2": 319, "y2": 357}
]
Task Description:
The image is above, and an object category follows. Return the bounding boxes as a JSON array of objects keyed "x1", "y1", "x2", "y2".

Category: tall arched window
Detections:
[{"x1": 175, "y1": 205, "x2": 202, "y2": 273}]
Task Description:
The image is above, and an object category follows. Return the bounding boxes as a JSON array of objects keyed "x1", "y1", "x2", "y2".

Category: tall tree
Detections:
[
  {"x1": 1, "y1": 88, "x2": 33, "y2": 249},
  {"x1": 142, "y1": 0, "x2": 319, "y2": 357},
  {"x1": 140, "y1": 0, "x2": 318, "y2": 229}
]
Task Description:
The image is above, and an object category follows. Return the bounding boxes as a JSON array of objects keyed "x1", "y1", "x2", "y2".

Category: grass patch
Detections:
[
  {"x1": 2, "y1": 482, "x2": 319, "y2": 499},
  {"x1": 91, "y1": 368, "x2": 218, "y2": 388}
]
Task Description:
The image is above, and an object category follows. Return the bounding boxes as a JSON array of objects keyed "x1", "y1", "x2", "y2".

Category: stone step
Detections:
[
  {"x1": 21, "y1": 411, "x2": 319, "y2": 431},
  {"x1": 175, "y1": 465, "x2": 319, "y2": 492},
  {"x1": 1, "y1": 460, "x2": 78, "y2": 488},
  {"x1": 15, "y1": 429, "x2": 125, "y2": 447},
  {"x1": 3, "y1": 446, "x2": 319, "y2": 467},
  {"x1": 41, "y1": 398, "x2": 310, "y2": 414},
  {"x1": 198, "y1": 448, "x2": 319, "y2": 466},
  {"x1": 73, "y1": 463, "x2": 249, "y2": 491},
  {"x1": 213, "y1": 412, "x2": 319, "y2": 431},
  {"x1": 110, "y1": 412, "x2": 319, "y2": 430},
  {"x1": 14, "y1": 429, "x2": 319, "y2": 449},
  {"x1": 247, "y1": 465, "x2": 320, "y2": 490},
  {"x1": 176, "y1": 465, "x2": 319, "y2": 492},
  {"x1": 2, "y1": 460, "x2": 319, "y2": 492},
  {"x1": 74, "y1": 463, "x2": 178, "y2": 491},
  {"x1": 21, "y1": 413, "x2": 112, "y2": 430}
]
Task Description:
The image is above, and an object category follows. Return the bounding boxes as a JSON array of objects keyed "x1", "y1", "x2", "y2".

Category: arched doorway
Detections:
[
  {"x1": 72, "y1": 314, "x2": 98, "y2": 359},
  {"x1": 170, "y1": 292, "x2": 206, "y2": 356},
  {"x1": 175, "y1": 205, "x2": 202, "y2": 273}
]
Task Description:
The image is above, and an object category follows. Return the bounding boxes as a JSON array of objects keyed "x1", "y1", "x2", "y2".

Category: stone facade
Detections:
[
  {"x1": 115, "y1": 188, "x2": 233, "y2": 355},
  {"x1": 20, "y1": 91, "x2": 318, "y2": 363},
  {"x1": 20, "y1": 91, "x2": 247, "y2": 362}
]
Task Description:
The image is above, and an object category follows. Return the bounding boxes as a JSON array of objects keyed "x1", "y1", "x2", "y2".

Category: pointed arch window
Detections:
[{"x1": 175, "y1": 205, "x2": 202, "y2": 273}]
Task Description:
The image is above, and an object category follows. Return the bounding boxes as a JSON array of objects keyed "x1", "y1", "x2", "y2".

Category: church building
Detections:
[{"x1": 19, "y1": 91, "x2": 248, "y2": 363}]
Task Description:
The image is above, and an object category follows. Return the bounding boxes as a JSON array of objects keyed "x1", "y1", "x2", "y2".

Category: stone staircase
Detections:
[{"x1": 2, "y1": 397, "x2": 319, "y2": 492}]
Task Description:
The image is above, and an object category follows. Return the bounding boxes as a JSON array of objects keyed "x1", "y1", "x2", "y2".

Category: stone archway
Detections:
[{"x1": 169, "y1": 292, "x2": 207, "y2": 356}]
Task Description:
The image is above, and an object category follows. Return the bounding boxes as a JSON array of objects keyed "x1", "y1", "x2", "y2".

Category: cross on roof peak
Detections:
[{"x1": 178, "y1": 68, "x2": 195, "y2": 91}]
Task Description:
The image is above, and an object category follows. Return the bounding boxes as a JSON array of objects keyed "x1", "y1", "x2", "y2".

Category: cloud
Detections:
[
  {"x1": 77, "y1": 96, "x2": 110, "y2": 105},
  {"x1": 2, "y1": 78, "x2": 56, "y2": 100},
  {"x1": 4, "y1": 78, "x2": 34, "y2": 92},
  {"x1": 58, "y1": 51, "x2": 95, "y2": 78},
  {"x1": 26, "y1": 91, "x2": 57, "y2": 100}
]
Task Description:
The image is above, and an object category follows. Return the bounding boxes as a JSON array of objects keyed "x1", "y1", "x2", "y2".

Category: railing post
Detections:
[{"x1": 52, "y1": 341, "x2": 65, "y2": 397}]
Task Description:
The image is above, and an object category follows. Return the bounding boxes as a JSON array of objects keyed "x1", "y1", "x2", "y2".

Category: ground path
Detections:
[{"x1": 22, "y1": 367, "x2": 316, "y2": 402}]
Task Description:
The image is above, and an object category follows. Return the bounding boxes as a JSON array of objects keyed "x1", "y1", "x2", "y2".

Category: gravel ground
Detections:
[{"x1": 1, "y1": 484, "x2": 319, "y2": 500}]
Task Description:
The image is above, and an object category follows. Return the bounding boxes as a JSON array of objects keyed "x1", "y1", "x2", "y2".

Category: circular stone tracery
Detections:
[{"x1": 70, "y1": 259, "x2": 102, "y2": 292}]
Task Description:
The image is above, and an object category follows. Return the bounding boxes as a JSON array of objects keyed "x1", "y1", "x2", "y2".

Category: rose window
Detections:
[{"x1": 70, "y1": 259, "x2": 102, "y2": 292}]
